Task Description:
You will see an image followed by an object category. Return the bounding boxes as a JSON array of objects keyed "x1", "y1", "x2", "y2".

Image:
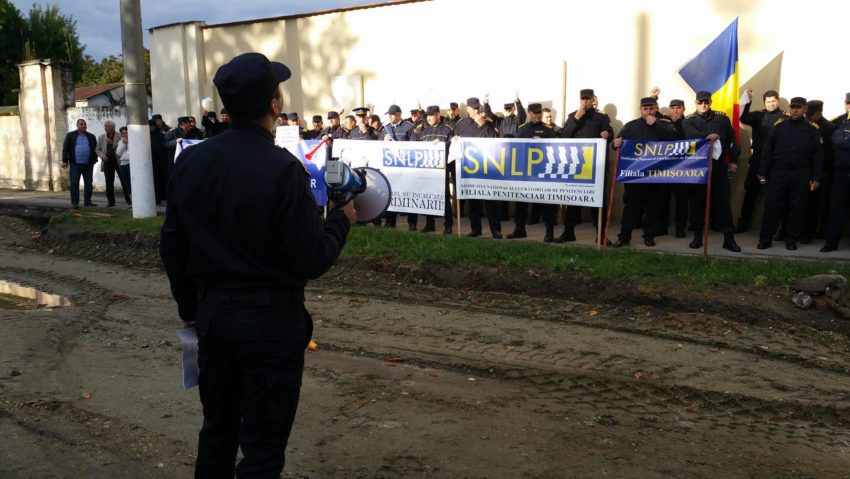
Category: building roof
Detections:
[
  {"x1": 74, "y1": 82, "x2": 124, "y2": 101},
  {"x1": 148, "y1": 0, "x2": 428, "y2": 32}
]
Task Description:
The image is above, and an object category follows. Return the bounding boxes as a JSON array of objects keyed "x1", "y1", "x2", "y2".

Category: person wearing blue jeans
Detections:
[{"x1": 61, "y1": 118, "x2": 98, "y2": 208}]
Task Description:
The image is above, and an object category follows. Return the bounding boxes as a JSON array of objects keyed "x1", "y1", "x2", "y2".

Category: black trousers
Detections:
[
  {"x1": 690, "y1": 162, "x2": 735, "y2": 235},
  {"x1": 468, "y1": 199, "x2": 501, "y2": 235},
  {"x1": 738, "y1": 155, "x2": 762, "y2": 226},
  {"x1": 759, "y1": 168, "x2": 810, "y2": 243},
  {"x1": 673, "y1": 184, "x2": 693, "y2": 231},
  {"x1": 825, "y1": 168, "x2": 850, "y2": 248},
  {"x1": 802, "y1": 168, "x2": 832, "y2": 238},
  {"x1": 194, "y1": 288, "x2": 310, "y2": 479},
  {"x1": 419, "y1": 161, "x2": 457, "y2": 229},
  {"x1": 153, "y1": 156, "x2": 168, "y2": 203},
  {"x1": 515, "y1": 202, "x2": 557, "y2": 229},
  {"x1": 103, "y1": 160, "x2": 119, "y2": 206},
  {"x1": 618, "y1": 184, "x2": 666, "y2": 242}
]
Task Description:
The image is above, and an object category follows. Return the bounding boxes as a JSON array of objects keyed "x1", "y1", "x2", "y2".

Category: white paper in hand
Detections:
[
  {"x1": 712, "y1": 139, "x2": 723, "y2": 160},
  {"x1": 177, "y1": 327, "x2": 199, "y2": 389}
]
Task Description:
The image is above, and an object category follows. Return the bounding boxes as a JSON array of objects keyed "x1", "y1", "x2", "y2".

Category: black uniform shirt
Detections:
[
  {"x1": 682, "y1": 110, "x2": 739, "y2": 163},
  {"x1": 516, "y1": 121, "x2": 556, "y2": 139},
  {"x1": 160, "y1": 122, "x2": 351, "y2": 322},
  {"x1": 561, "y1": 109, "x2": 613, "y2": 141},
  {"x1": 760, "y1": 117, "x2": 824, "y2": 181},
  {"x1": 740, "y1": 104, "x2": 785, "y2": 156},
  {"x1": 484, "y1": 101, "x2": 527, "y2": 138},
  {"x1": 617, "y1": 116, "x2": 678, "y2": 143}
]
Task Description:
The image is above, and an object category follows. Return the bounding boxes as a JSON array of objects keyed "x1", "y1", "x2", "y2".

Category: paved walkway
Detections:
[{"x1": 1, "y1": 188, "x2": 848, "y2": 263}]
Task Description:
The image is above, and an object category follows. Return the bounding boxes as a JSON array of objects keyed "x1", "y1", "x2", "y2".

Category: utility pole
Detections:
[{"x1": 120, "y1": 0, "x2": 156, "y2": 218}]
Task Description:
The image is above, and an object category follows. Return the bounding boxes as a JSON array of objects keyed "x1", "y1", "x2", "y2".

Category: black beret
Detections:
[
  {"x1": 213, "y1": 52, "x2": 291, "y2": 118},
  {"x1": 312, "y1": 115, "x2": 322, "y2": 122},
  {"x1": 580, "y1": 89, "x2": 594, "y2": 99},
  {"x1": 327, "y1": 111, "x2": 340, "y2": 119},
  {"x1": 466, "y1": 97, "x2": 481, "y2": 108},
  {"x1": 449, "y1": 102, "x2": 459, "y2": 109},
  {"x1": 806, "y1": 100, "x2": 823, "y2": 113},
  {"x1": 426, "y1": 105, "x2": 440, "y2": 115},
  {"x1": 669, "y1": 99, "x2": 685, "y2": 107},
  {"x1": 790, "y1": 97, "x2": 807, "y2": 107},
  {"x1": 152, "y1": 114, "x2": 163, "y2": 120},
  {"x1": 286, "y1": 112, "x2": 299, "y2": 120},
  {"x1": 695, "y1": 91, "x2": 712, "y2": 102},
  {"x1": 177, "y1": 116, "x2": 191, "y2": 124},
  {"x1": 640, "y1": 97, "x2": 658, "y2": 107},
  {"x1": 386, "y1": 104, "x2": 402, "y2": 115},
  {"x1": 528, "y1": 103, "x2": 543, "y2": 113}
]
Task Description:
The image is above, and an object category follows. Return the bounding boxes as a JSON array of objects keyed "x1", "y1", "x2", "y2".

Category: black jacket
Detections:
[
  {"x1": 740, "y1": 104, "x2": 785, "y2": 157},
  {"x1": 484, "y1": 101, "x2": 526, "y2": 138},
  {"x1": 61, "y1": 130, "x2": 97, "y2": 165},
  {"x1": 561, "y1": 109, "x2": 613, "y2": 141},
  {"x1": 160, "y1": 122, "x2": 351, "y2": 322},
  {"x1": 833, "y1": 115, "x2": 850, "y2": 170},
  {"x1": 760, "y1": 117, "x2": 824, "y2": 181},
  {"x1": 517, "y1": 121, "x2": 556, "y2": 139},
  {"x1": 616, "y1": 116, "x2": 678, "y2": 144},
  {"x1": 682, "y1": 110, "x2": 739, "y2": 163}
]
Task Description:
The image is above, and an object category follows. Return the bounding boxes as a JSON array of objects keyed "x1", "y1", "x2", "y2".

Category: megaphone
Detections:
[{"x1": 324, "y1": 158, "x2": 392, "y2": 223}]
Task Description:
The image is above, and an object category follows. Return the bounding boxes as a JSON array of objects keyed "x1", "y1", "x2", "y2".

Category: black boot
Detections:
[
  {"x1": 506, "y1": 227, "x2": 527, "y2": 239},
  {"x1": 555, "y1": 226, "x2": 577, "y2": 243},
  {"x1": 543, "y1": 226, "x2": 555, "y2": 243}
]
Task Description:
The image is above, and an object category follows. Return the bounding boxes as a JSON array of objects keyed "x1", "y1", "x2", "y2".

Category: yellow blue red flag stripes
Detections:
[{"x1": 679, "y1": 18, "x2": 740, "y2": 141}]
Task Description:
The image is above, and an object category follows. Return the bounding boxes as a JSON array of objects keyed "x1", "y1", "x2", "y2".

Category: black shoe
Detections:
[
  {"x1": 800, "y1": 236, "x2": 812, "y2": 245},
  {"x1": 421, "y1": 226, "x2": 435, "y2": 233},
  {"x1": 786, "y1": 241, "x2": 797, "y2": 251},
  {"x1": 757, "y1": 240, "x2": 772, "y2": 250},
  {"x1": 467, "y1": 230, "x2": 482, "y2": 238},
  {"x1": 675, "y1": 228, "x2": 686, "y2": 238},
  {"x1": 555, "y1": 228, "x2": 576, "y2": 243},
  {"x1": 722, "y1": 238, "x2": 741, "y2": 252},
  {"x1": 597, "y1": 236, "x2": 613, "y2": 247},
  {"x1": 543, "y1": 228, "x2": 555, "y2": 243},
  {"x1": 735, "y1": 221, "x2": 748, "y2": 234},
  {"x1": 644, "y1": 237, "x2": 656, "y2": 247},
  {"x1": 492, "y1": 232, "x2": 502, "y2": 239},
  {"x1": 820, "y1": 245, "x2": 837, "y2": 253},
  {"x1": 689, "y1": 237, "x2": 702, "y2": 249},
  {"x1": 612, "y1": 239, "x2": 629, "y2": 248},
  {"x1": 506, "y1": 228, "x2": 527, "y2": 239},
  {"x1": 408, "y1": 225, "x2": 417, "y2": 232},
  {"x1": 106, "y1": 203, "x2": 116, "y2": 208},
  {"x1": 84, "y1": 202, "x2": 97, "y2": 207},
  {"x1": 775, "y1": 231, "x2": 785, "y2": 241},
  {"x1": 527, "y1": 219, "x2": 540, "y2": 225},
  {"x1": 443, "y1": 226, "x2": 453, "y2": 235}
]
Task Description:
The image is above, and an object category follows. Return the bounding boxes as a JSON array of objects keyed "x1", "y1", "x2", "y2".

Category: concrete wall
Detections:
[
  {"x1": 0, "y1": 116, "x2": 26, "y2": 189},
  {"x1": 149, "y1": 21, "x2": 208, "y2": 127},
  {"x1": 149, "y1": 0, "x2": 850, "y2": 225}
]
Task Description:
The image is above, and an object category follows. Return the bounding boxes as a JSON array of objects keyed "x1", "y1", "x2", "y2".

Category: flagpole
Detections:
[
  {"x1": 702, "y1": 159, "x2": 714, "y2": 257},
  {"x1": 603, "y1": 149, "x2": 621, "y2": 250}
]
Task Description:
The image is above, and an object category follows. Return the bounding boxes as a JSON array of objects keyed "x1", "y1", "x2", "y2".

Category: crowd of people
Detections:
[{"x1": 62, "y1": 87, "x2": 850, "y2": 253}]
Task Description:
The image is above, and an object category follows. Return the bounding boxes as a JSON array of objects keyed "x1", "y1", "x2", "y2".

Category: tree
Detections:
[
  {"x1": 0, "y1": 0, "x2": 26, "y2": 105},
  {"x1": 23, "y1": 3, "x2": 86, "y2": 82},
  {"x1": 79, "y1": 49, "x2": 152, "y2": 94}
]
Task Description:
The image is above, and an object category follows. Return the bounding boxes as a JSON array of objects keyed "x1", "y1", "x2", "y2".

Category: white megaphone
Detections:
[{"x1": 324, "y1": 158, "x2": 392, "y2": 224}]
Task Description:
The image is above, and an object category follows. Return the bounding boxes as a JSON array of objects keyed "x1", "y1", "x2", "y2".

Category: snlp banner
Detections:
[
  {"x1": 616, "y1": 139, "x2": 710, "y2": 184},
  {"x1": 456, "y1": 138, "x2": 607, "y2": 207},
  {"x1": 332, "y1": 139, "x2": 445, "y2": 216},
  {"x1": 287, "y1": 140, "x2": 328, "y2": 206}
]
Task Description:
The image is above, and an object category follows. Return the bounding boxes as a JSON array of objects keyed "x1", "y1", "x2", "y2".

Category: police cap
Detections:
[
  {"x1": 695, "y1": 91, "x2": 712, "y2": 102},
  {"x1": 466, "y1": 97, "x2": 481, "y2": 108},
  {"x1": 177, "y1": 116, "x2": 191, "y2": 124},
  {"x1": 286, "y1": 112, "x2": 299, "y2": 120},
  {"x1": 580, "y1": 89, "x2": 594, "y2": 99},
  {"x1": 640, "y1": 97, "x2": 658, "y2": 107},
  {"x1": 528, "y1": 103, "x2": 543, "y2": 113},
  {"x1": 327, "y1": 111, "x2": 340, "y2": 119},
  {"x1": 669, "y1": 99, "x2": 685, "y2": 107},
  {"x1": 353, "y1": 107, "x2": 370, "y2": 116},
  {"x1": 449, "y1": 102, "x2": 459, "y2": 109},
  {"x1": 386, "y1": 104, "x2": 402, "y2": 115},
  {"x1": 152, "y1": 114, "x2": 163, "y2": 120},
  {"x1": 504, "y1": 102, "x2": 514, "y2": 109},
  {"x1": 790, "y1": 97, "x2": 807, "y2": 107},
  {"x1": 213, "y1": 52, "x2": 291, "y2": 119},
  {"x1": 312, "y1": 115, "x2": 322, "y2": 123},
  {"x1": 426, "y1": 105, "x2": 440, "y2": 115},
  {"x1": 806, "y1": 100, "x2": 823, "y2": 114}
]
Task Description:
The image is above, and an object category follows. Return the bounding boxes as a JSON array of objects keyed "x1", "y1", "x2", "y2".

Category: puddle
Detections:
[{"x1": 0, "y1": 280, "x2": 72, "y2": 309}]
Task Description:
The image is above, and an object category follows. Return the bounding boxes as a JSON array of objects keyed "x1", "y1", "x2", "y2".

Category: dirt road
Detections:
[{"x1": 1, "y1": 214, "x2": 849, "y2": 478}]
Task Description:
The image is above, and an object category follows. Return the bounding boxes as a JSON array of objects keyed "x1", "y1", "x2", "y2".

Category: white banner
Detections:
[
  {"x1": 174, "y1": 139, "x2": 204, "y2": 162},
  {"x1": 456, "y1": 138, "x2": 607, "y2": 207},
  {"x1": 332, "y1": 139, "x2": 446, "y2": 216}
]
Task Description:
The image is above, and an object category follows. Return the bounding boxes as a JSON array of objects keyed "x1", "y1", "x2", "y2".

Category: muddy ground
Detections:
[{"x1": 1, "y1": 212, "x2": 849, "y2": 479}]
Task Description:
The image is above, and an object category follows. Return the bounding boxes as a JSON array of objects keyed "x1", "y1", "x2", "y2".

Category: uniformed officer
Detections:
[
  {"x1": 756, "y1": 96, "x2": 824, "y2": 250},
  {"x1": 349, "y1": 107, "x2": 377, "y2": 141},
  {"x1": 382, "y1": 104, "x2": 415, "y2": 229},
  {"x1": 338, "y1": 114, "x2": 356, "y2": 139},
  {"x1": 484, "y1": 93, "x2": 526, "y2": 138},
  {"x1": 406, "y1": 107, "x2": 425, "y2": 129},
  {"x1": 612, "y1": 97, "x2": 678, "y2": 247},
  {"x1": 160, "y1": 52, "x2": 355, "y2": 478},
  {"x1": 411, "y1": 105, "x2": 455, "y2": 233},
  {"x1": 542, "y1": 108, "x2": 560, "y2": 134},
  {"x1": 801, "y1": 100, "x2": 835, "y2": 242},
  {"x1": 821, "y1": 93, "x2": 850, "y2": 252},
  {"x1": 303, "y1": 114, "x2": 323, "y2": 140},
  {"x1": 666, "y1": 98, "x2": 693, "y2": 238},
  {"x1": 321, "y1": 111, "x2": 343, "y2": 140},
  {"x1": 557, "y1": 88, "x2": 613, "y2": 242},
  {"x1": 286, "y1": 112, "x2": 309, "y2": 139},
  {"x1": 737, "y1": 88, "x2": 785, "y2": 233},
  {"x1": 446, "y1": 102, "x2": 462, "y2": 128},
  {"x1": 682, "y1": 91, "x2": 742, "y2": 252},
  {"x1": 461, "y1": 106, "x2": 503, "y2": 238}
]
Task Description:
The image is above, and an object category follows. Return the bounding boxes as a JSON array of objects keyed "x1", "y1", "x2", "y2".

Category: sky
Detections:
[{"x1": 9, "y1": 0, "x2": 373, "y2": 61}]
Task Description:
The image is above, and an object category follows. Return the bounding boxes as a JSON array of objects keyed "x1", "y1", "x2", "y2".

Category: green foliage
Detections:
[
  {"x1": 79, "y1": 49, "x2": 152, "y2": 94},
  {"x1": 50, "y1": 208, "x2": 164, "y2": 235},
  {"x1": 23, "y1": 3, "x2": 85, "y2": 80},
  {"x1": 0, "y1": 0, "x2": 26, "y2": 105}
]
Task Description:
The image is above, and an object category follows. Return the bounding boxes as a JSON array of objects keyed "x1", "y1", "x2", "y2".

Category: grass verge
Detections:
[{"x1": 48, "y1": 209, "x2": 848, "y2": 289}]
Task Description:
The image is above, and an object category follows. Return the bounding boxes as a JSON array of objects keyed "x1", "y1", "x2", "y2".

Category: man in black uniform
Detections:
[
  {"x1": 406, "y1": 107, "x2": 425, "y2": 129},
  {"x1": 508, "y1": 103, "x2": 558, "y2": 241},
  {"x1": 382, "y1": 104, "x2": 415, "y2": 229},
  {"x1": 821, "y1": 93, "x2": 850, "y2": 252},
  {"x1": 801, "y1": 100, "x2": 835, "y2": 242},
  {"x1": 557, "y1": 88, "x2": 613, "y2": 242},
  {"x1": 160, "y1": 52, "x2": 355, "y2": 478},
  {"x1": 665, "y1": 98, "x2": 693, "y2": 238},
  {"x1": 484, "y1": 93, "x2": 526, "y2": 138},
  {"x1": 757, "y1": 96, "x2": 823, "y2": 250},
  {"x1": 612, "y1": 97, "x2": 678, "y2": 247},
  {"x1": 446, "y1": 102, "x2": 462, "y2": 128},
  {"x1": 321, "y1": 111, "x2": 343, "y2": 140},
  {"x1": 349, "y1": 107, "x2": 377, "y2": 141},
  {"x1": 411, "y1": 105, "x2": 455, "y2": 233},
  {"x1": 682, "y1": 91, "x2": 742, "y2": 252},
  {"x1": 737, "y1": 88, "x2": 784, "y2": 233},
  {"x1": 457, "y1": 103, "x2": 502, "y2": 238},
  {"x1": 304, "y1": 114, "x2": 323, "y2": 140}
]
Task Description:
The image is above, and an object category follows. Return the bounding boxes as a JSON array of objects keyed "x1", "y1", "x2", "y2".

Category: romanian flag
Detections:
[{"x1": 679, "y1": 18, "x2": 740, "y2": 140}]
